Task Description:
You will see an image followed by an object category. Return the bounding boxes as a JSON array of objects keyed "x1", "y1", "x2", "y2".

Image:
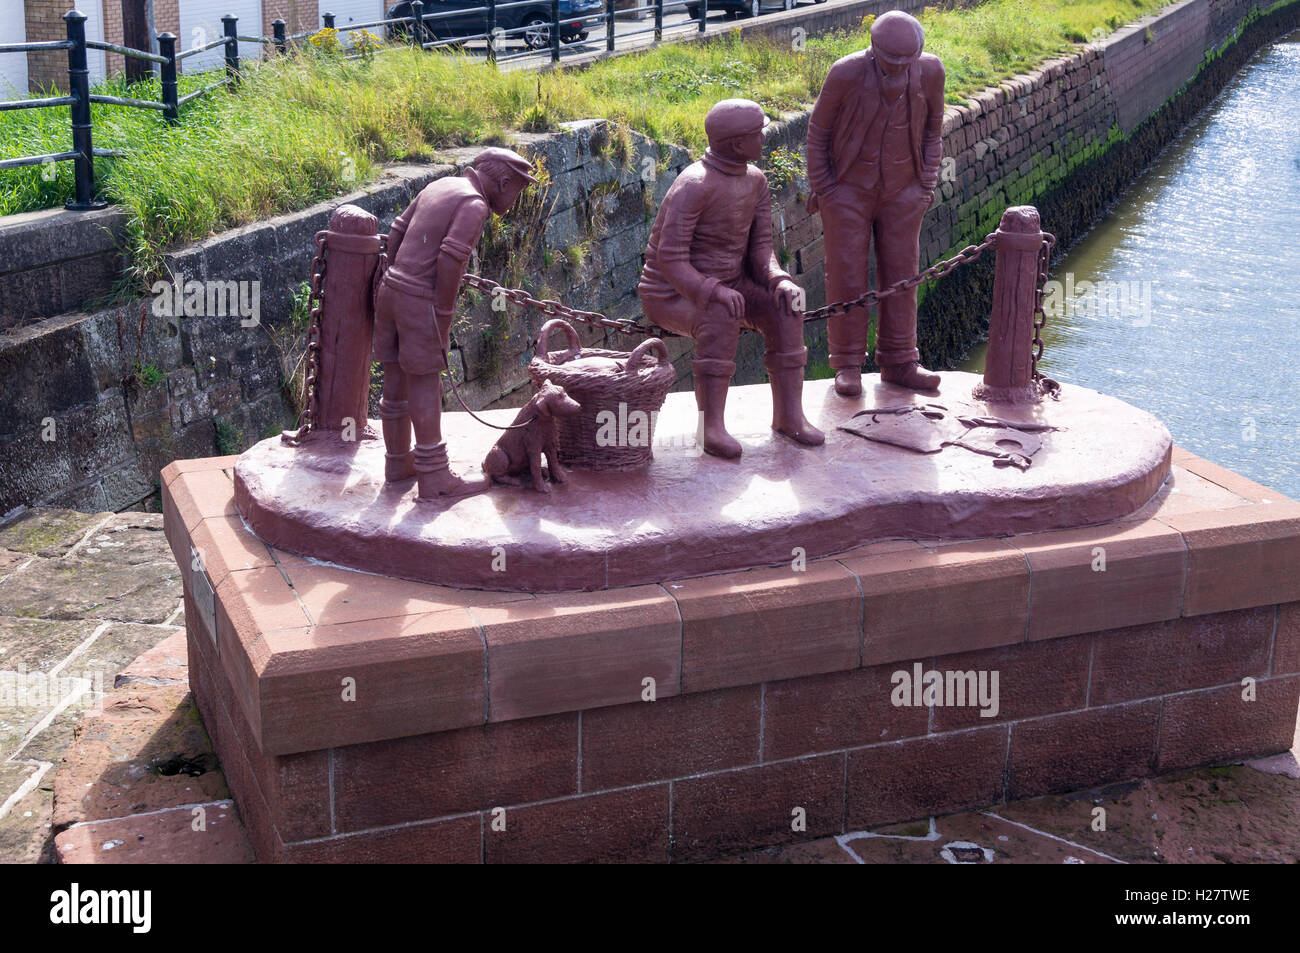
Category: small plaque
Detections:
[{"x1": 192, "y1": 560, "x2": 217, "y2": 649}]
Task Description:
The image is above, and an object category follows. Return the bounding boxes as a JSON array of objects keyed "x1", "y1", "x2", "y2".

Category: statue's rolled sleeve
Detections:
[{"x1": 386, "y1": 210, "x2": 409, "y2": 261}]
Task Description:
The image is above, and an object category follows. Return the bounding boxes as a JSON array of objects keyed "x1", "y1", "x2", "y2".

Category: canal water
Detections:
[{"x1": 961, "y1": 29, "x2": 1300, "y2": 499}]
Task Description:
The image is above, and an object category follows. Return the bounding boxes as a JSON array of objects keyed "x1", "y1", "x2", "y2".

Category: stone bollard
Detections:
[
  {"x1": 974, "y1": 206, "x2": 1045, "y2": 404},
  {"x1": 312, "y1": 205, "x2": 381, "y2": 432}
]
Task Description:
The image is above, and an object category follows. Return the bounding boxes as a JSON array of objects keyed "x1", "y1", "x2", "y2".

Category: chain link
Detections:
[
  {"x1": 282, "y1": 233, "x2": 327, "y2": 445},
  {"x1": 460, "y1": 272, "x2": 670, "y2": 340},
  {"x1": 1030, "y1": 232, "x2": 1059, "y2": 399},
  {"x1": 798, "y1": 234, "x2": 997, "y2": 323}
]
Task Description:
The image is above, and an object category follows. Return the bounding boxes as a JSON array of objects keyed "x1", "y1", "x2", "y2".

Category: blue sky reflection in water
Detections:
[{"x1": 962, "y1": 30, "x2": 1300, "y2": 497}]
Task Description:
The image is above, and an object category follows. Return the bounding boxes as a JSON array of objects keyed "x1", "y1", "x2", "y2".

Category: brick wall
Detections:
[
  {"x1": 262, "y1": 0, "x2": 318, "y2": 37},
  {"x1": 155, "y1": 0, "x2": 178, "y2": 40},
  {"x1": 102, "y1": 0, "x2": 124, "y2": 76},
  {"x1": 23, "y1": 0, "x2": 67, "y2": 90}
]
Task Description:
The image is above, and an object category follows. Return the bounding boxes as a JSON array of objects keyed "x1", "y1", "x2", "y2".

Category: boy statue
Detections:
[
  {"x1": 374, "y1": 147, "x2": 538, "y2": 499},
  {"x1": 639, "y1": 98, "x2": 824, "y2": 459}
]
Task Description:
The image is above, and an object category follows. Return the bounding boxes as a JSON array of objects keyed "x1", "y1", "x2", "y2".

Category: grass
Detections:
[
  {"x1": 0, "y1": 0, "x2": 1176, "y2": 277},
  {"x1": 132, "y1": 361, "x2": 164, "y2": 388},
  {"x1": 214, "y1": 419, "x2": 244, "y2": 455}
]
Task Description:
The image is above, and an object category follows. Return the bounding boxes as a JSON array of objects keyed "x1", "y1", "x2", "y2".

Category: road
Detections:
[{"x1": 394, "y1": 0, "x2": 831, "y2": 69}]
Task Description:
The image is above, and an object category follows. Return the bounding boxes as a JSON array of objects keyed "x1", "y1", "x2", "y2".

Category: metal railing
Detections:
[
  {"x1": 0, "y1": 13, "x2": 103, "y2": 208},
  {"x1": 1, "y1": 1, "x2": 784, "y2": 209}
]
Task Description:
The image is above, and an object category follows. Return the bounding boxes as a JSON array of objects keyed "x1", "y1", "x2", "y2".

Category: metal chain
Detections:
[
  {"x1": 453, "y1": 231, "x2": 1056, "y2": 401},
  {"x1": 1030, "y1": 232, "x2": 1060, "y2": 399},
  {"x1": 460, "y1": 272, "x2": 671, "y2": 339},
  {"x1": 799, "y1": 234, "x2": 997, "y2": 323},
  {"x1": 461, "y1": 236, "x2": 997, "y2": 342},
  {"x1": 282, "y1": 233, "x2": 327, "y2": 445}
]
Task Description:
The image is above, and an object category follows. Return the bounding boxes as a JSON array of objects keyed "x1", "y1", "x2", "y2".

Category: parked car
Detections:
[
  {"x1": 686, "y1": 0, "x2": 824, "y2": 21},
  {"x1": 386, "y1": 0, "x2": 603, "y2": 49}
]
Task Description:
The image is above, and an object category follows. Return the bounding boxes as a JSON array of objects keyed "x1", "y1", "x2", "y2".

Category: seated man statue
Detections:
[
  {"x1": 638, "y1": 98, "x2": 824, "y2": 459},
  {"x1": 374, "y1": 147, "x2": 538, "y2": 500}
]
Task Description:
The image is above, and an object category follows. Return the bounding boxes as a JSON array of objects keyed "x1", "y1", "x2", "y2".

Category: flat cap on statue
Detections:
[
  {"x1": 870, "y1": 10, "x2": 925, "y2": 64},
  {"x1": 703, "y1": 98, "x2": 769, "y2": 145},
  {"x1": 473, "y1": 146, "x2": 540, "y2": 184}
]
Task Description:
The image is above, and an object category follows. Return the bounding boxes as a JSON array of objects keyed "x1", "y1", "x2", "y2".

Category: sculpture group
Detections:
[{"x1": 351, "y1": 11, "x2": 958, "y2": 497}]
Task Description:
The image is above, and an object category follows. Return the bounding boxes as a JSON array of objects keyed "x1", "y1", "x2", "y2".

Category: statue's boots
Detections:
[
  {"x1": 414, "y1": 441, "x2": 489, "y2": 501},
  {"x1": 379, "y1": 398, "x2": 416, "y2": 482},
  {"x1": 693, "y1": 359, "x2": 742, "y2": 460},
  {"x1": 766, "y1": 348, "x2": 825, "y2": 447},
  {"x1": 880, "y1": 360, "x2": 941, "y2": 391},
  {"x1": 833, "y1": 368, "x2": 863, "y2": 397}
]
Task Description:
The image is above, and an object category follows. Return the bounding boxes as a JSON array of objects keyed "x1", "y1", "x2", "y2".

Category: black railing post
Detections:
[
  {"x1": 323, "y1": 12, "x2": 336, "y2": 29},
  {"x1": 410, "y1": 1, "x2": 424, "y2": 46},
  {"x1": 654, "y1": 0, "x2": 663, "y2": 42},
  {"x1": 273, "y1": 18, "x2": 287, "y2": 54},
  {"x1": 699, "y1": 0, "x2": 707, "y2": 32},
  {"x1": 486, "y1": 0, "x2": 497, "y2": 64},
  {"x1": 159, "y1": 32, "x2": 179, "y2": 125},
  {"x1": 222, "y1": 14, "x2": 239, "y2": 79},
  {"x1": 605, "y1": 0, "x2": 615, "y2": 51},
  {"x1": 550, "y1": 0, "x2": 560, "y2": 61},
  {"x1": 63, "y1": 10, "x2": 103, "y2": 210}
]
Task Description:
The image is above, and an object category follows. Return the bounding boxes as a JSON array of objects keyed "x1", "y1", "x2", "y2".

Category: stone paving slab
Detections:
[
  {"x1": 51, "y1": 685, "x2": 229, "y2": 830},
  {"x1": 0, "y1": 552, "x2": 26, "y2": 577},
  {"x1": 0, "y1": 508, "x2": 183, "y2": 863},
  {"x1": 71, "y1": 515, "x2": 175, "y2": 567},
  {"x1": 0, "y1": 557, "x2": 180, "y2": 623},
  {"x1": 0, "y1": 617, "x2": 100, "y2": 671},
  {"x1": 0, "y1": 509, "x2": 111, "y2": 558},
  {"x1": 115, "y1": 630, "x2": 188, "y2": 688},
  {"x1": 55, "y1": 801, "x2": 253, "y2": 864},
  {"x1": 0, "y1": 761, "x2": 53, "y2": 864}
]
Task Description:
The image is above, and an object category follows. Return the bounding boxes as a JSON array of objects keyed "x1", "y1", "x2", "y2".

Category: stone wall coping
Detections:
[
  {"x1": 162, "y1": 446, "x2": 1300, "y2": 756},
  {"x1": 0, "y1": 204, "x2": 127, "y2": 276}
]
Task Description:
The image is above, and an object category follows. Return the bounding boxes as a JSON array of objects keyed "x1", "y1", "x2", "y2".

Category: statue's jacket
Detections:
[
  {"x1": 640, "y1": 149, "x2": 790, "y2": 310},
  {"x1": 806, "y1": 49, "x2": 946, "y2": 207}
]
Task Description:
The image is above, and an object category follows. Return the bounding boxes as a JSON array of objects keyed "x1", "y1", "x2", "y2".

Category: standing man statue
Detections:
[
  {"x1": 807, "y1": 10, "x2": 946, "y2": 397},
  {"x1": 375, "y1": 147, "x2": 538, "y2": 499},
  {"x1": 639, "y1": 98, "x2": 824, "y2": 459}
]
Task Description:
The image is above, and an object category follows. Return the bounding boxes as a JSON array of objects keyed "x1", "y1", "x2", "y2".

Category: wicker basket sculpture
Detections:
[{"x1": 528, "y1": 319, "x2": 675, "y2": 471}]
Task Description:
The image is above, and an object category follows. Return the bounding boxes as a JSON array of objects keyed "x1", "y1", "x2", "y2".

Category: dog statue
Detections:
[{"x1": 482, "y1": 380, "x2": 582, "y2": 492}]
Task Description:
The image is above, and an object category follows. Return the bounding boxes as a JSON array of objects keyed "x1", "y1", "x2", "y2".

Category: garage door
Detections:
[
  {"x1": 323, "y1": 0, "x2": 385, "y2": 44},
  {"x1": 180, "y1": 0, "x2": 264, "y2": 73},
  {"x1": 82, "y1": 0, "x2": 107, "y2": 85},
  {"x1": 0, "y1": 0, "x2": 27, "y2": 96}
]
